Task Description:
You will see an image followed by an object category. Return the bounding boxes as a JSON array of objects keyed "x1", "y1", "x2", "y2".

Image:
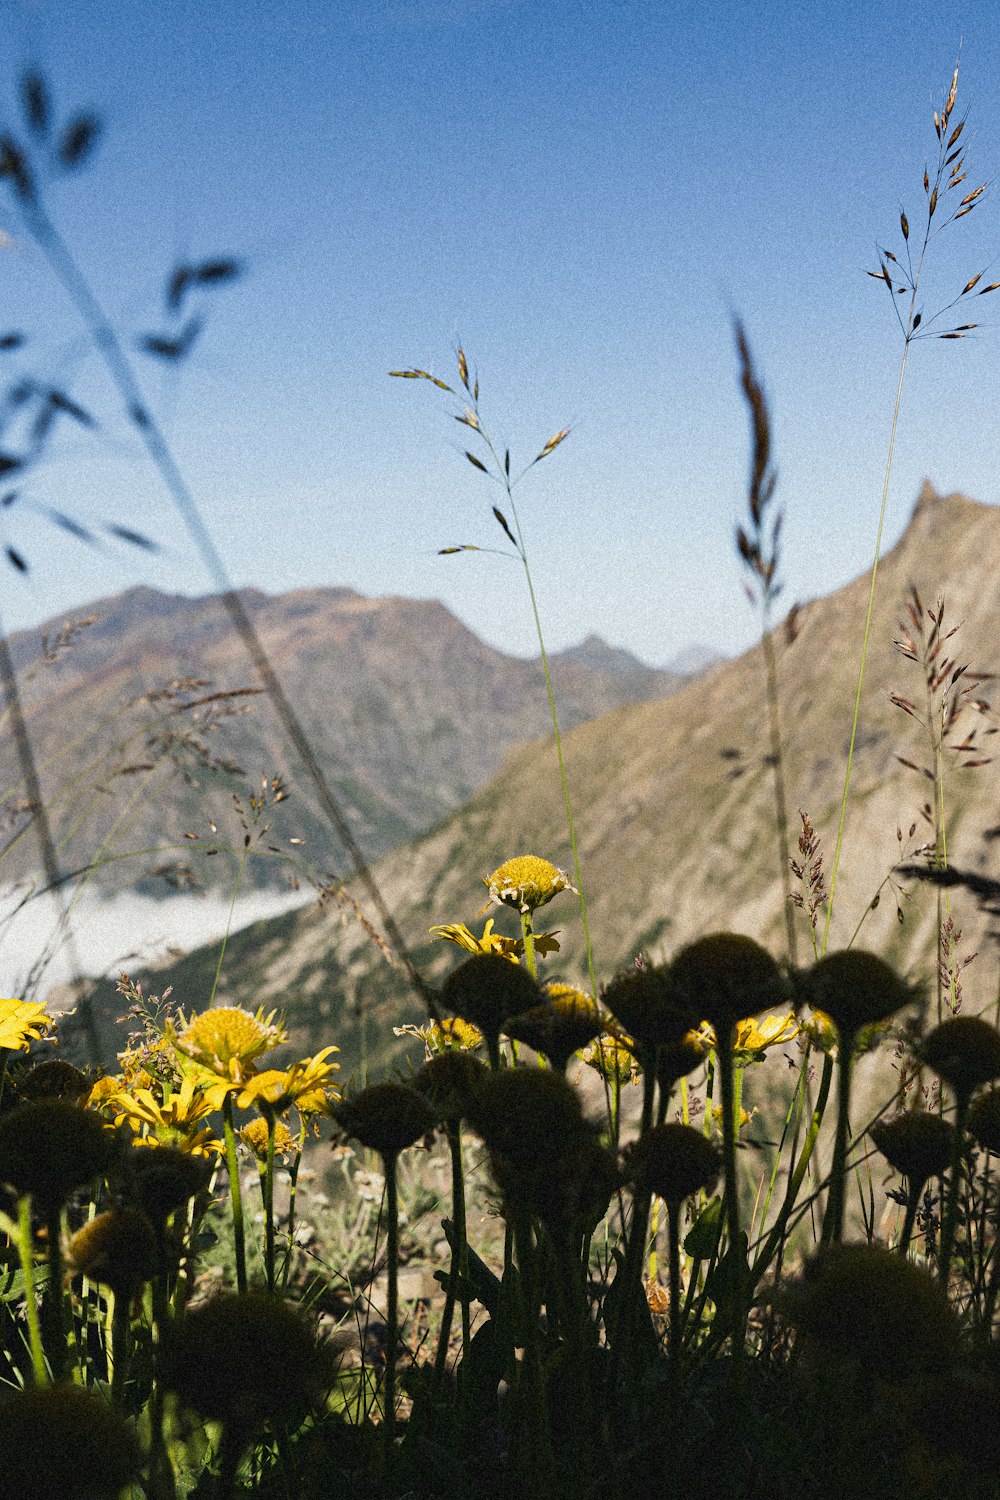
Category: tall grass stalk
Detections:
[
  {"x1": 823, "y1": 64, "x2": 990, "y2": 951},
  {"x1": 391, "y1": 351, "x2": 597, "y2": 998}
]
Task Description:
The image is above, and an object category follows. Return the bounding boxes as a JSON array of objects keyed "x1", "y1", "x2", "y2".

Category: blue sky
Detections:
[{"x1": 1, "y1": 0, "x2": 999, "y2": 666}]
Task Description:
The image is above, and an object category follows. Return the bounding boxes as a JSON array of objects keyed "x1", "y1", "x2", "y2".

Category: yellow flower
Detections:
[
  {"x1": 430, "y1": 918, "x2": 561, "y2": 962},
  {"x1": 241, "y1": 1116, "x2": 296, "y2": 1161},
  {"x1": 235, "y1": 1047, "x2": 341, "y2": 1116},
  {"x1": 170, "y1": 1005, "x2": 287, "y2": 1085},
  {"x1": 578, "y1": 1032, "x2": 641, "y2": 1088},
  {"x1": 0, "y1": 997, "x2": 51, "y2": 1051},
  {"x1": 431, "y1": 918, "x2": 521, "y2": 961},
  {"x1": 483, "y1": 855, "x2": 576, "y2": 914},
  {"x1": 394, "y1": 1015, "x2": 485, "y2": 1055},
  {"x1": 110, "y1": 1076, "x2": 222, "y2": 1154},
  {"x1": 695, "y1": 1011, "x2": 800, "y2": 1065}
]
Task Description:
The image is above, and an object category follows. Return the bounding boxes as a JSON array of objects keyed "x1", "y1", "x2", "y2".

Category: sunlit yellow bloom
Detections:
[
  {"x1": 85, "y1": 1075, "x2": 128, "y2": 1113},
  {"x1": 578, "y1": 1032, "x2": 641, "y2": 1088},
  {"x1": 235, "y1": 1047, "x2": 341, "y2": 1115},
  {"x1": 695, "y1": 1011, "x2": 800, "y2": 1064},
  {"x1": 712, "y1": 1102, "x2": 755, "y2": 1133},
  {"x1": 0, "y1": 997, "x2": 52, "y2": 1051},
  {"x1": 169, "y1": 1005, "x2": 287, "y2": 1085},
  {"x1": 482, "y1": 856, "x2": 576, "y2": 915},
  {"x1": 431, "y1": 918, "x2": 520, "y2": 960},
  {"x1": 430, "y1": 918, "x2": 561, "y2": 963},
  {"x1": 395, "y1": 1016, "x2": 485, "y2": 1056},
  {"x1": 241, "y1": 1116, "x2": 296, "y2": 1161},
  {"x1": 802, "y1": 1008, "x2": 888, "y2": 1058},
  {"x1": 108, "y1": 1077, "x2": 222, "y2": 1154}
]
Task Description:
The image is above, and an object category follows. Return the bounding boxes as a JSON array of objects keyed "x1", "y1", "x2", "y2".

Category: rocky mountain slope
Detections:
[{"x1": 79, "y1": 485, "x2": 1000, "y2": 1074}]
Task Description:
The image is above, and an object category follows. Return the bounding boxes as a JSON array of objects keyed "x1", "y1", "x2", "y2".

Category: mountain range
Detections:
[
  {"x1": 2, "y1": 583, "x2": 699, "y2": 897},
  {"x1": 76, "y1": 484, "x2": 1000, "y2": 1074}
]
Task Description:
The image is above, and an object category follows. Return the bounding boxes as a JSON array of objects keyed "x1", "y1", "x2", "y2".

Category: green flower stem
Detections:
[
  {"x1": 752, "y1": 1050, "x2": 834, "y2": 1287},
  {"x1": 520, "y1": 910, "x2": 537, "y2": 980},
  {"x1": 148, "y1": 1267, "x2": 178, "y2": 1500},
  {"x1": 979, "y1": 1184, "x2": 1000, "y2": 1340},
  {"x1": 16, "y1": 1196, "x2": 47, "y2": 1386},
  {"x1": 823, "y1": 342, "x2": 911, "y2": 952},
  {"x1": 761, "y1": 626, "x2": 798, "y2": 966},
  {"x1": 511, "y1": 1208, "x2": 555, "y2": 1491},
  {"x1": 717, "y1": 1036, "x2": 747, "y2": 1360},
  {"x1": 938, "y1": 1097, "x2": 970, "y2": 1286},
  {"x1": 640, "y1": 1046, "x2": 658, "y2": 1135},
  {"x1": 822, "y1": 1036, "x2": 857, "y2": 1244},
  {"x1": 383, "y1": 1151, "x2": 401, "y2": 1484},
  {"x1": 109, "y1": 1290, "x2": 131, "y2": 1408},
  {"x1": 280, "y1": 1118, "x2": 307, "y2": 1292},
  {"x1": 897, "y1": 1181, "x2": 923, "y2": 1256},
  {"x1": 432, "y1": 1124, "x2": 470, "y2": 1384},
  {"x1": 43, "y1": 1206, "x2": 67, "y2": 1383},
  {"x1": 263, "y1": 1111, "x2": 277, "y2": 1294},
  {"x1": 222, "y1": 1095, "x2": 248, "y2": 1293},
  {"x1": 667, "y1": 1200, "x2": 683, "y2": 1383}
]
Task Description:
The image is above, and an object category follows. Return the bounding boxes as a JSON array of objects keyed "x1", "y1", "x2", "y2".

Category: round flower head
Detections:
[
  {"x1": 70, "y1": 1208, "x2": 157, "y2": 1298},
  {"x1": 163, "y1": 1289, "x2": 331, "y2": 1440},
  {"x1": 628, "y1": 1122, "x2": 721, "y2": 1206},
  {"x1": 441, "y1": 953, "x2": 542, "y2": 1050},
  {"x1": 869, "y1": 1111, "x2": 953, "y2": 1191},
  {"x1": 241, "y1": 1116, "x2": 296, "y2": 1161},
  {"x1": 601, "y1": 965, "x2": 698, "y2": 1051},
  {"x1": 484, "y1": 855, "x2": 575, "y2": 914},
  {"x1": 668, "y1": 933, "x2": 785, "y2": 1038},
  {"x1": 491, "y1": 1127, "x2": 618, "y2": 1233},
  {"x1": 467, "y1": 1066, "x2": 609, "y2": 1229},
  {"x1": 171, "y1": 1004, "x2": 286, "y2": 1082},
  {"x1": 921, "y1": 1016, "x2": 1000, "y2": 1108},
  {"x1": 798, "y1": 949, "x2": 914, "y2": 1042},
  {"x1": 465, "y1": 1065, "x2": 590, "y2": 1174},
  {"x1": 0, "y1": 1383, "x2": 141, "y2": 1500},
  {"x1": 967, "y1": 1089, "x2": 1000, "y2": 1155},
  {"x1": 783, "y1": 1242, "x2": 960, "y2": 1383},
  {"x1": 503, "y1": 984, "x2": 604, "y2": 1071},
  {"x1": 128, "y1": 1143, "x2": 213, "y2": 1222},
  {"x1": 0, "y1": 1098, "x2": 117, "y2": 1213},
  {"x1": 414, "y1": 1049, "x2": 487, "y2": 1125},
  {"x1": 331, "y1": 1080, "x2": 435, "y2": 1159},
  {"x1": 18, "y1": 1058, "x2": 90, "y2": 1101}
]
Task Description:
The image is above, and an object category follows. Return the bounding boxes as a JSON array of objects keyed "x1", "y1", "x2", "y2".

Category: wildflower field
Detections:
[{"x1": 3, "y1": 61, "x2": 1000, "y2": 1500}]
